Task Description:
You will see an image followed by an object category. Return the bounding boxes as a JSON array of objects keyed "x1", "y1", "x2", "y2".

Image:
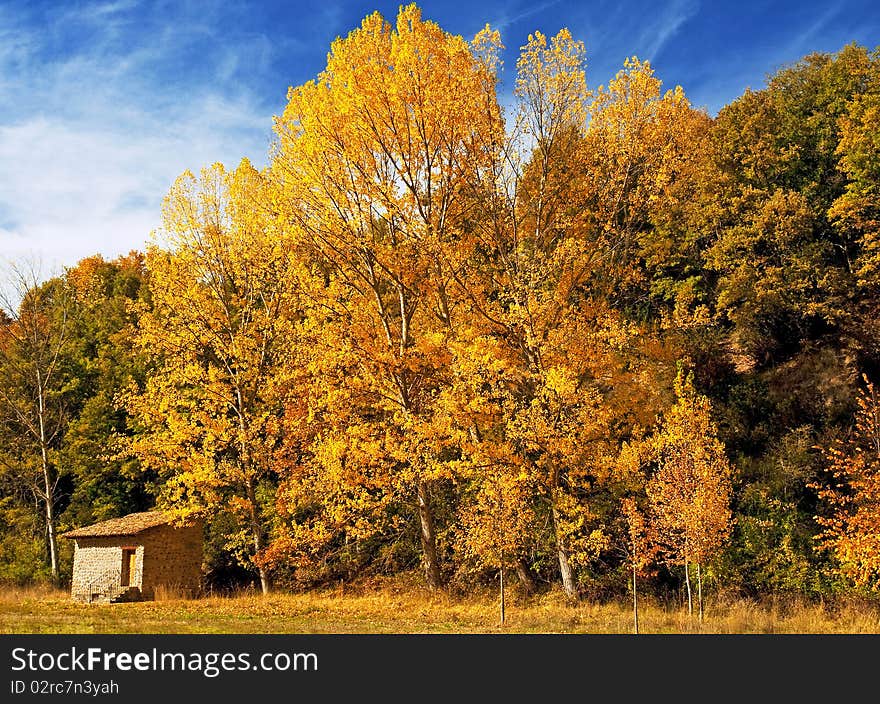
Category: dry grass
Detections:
[{"x1": 2, "y1": 578, "x2": 879, "y2": 634}]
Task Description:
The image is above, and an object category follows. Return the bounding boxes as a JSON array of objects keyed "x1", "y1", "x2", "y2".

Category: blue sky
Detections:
[{"x1": 1, "y1": 0, "x2": 878, "y2": 272}]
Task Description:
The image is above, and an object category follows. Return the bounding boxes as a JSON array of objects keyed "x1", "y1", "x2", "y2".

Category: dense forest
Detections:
[{"x1": 2, "y1": 5, "x2": 879, "y2": 609}]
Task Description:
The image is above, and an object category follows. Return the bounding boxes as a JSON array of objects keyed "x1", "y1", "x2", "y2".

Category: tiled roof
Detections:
[{"x1": 60, "y1": 511, "x2": 172, "y2": 539}]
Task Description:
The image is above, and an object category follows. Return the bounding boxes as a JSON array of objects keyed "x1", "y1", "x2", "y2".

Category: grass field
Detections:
[{"x1": 3, "y1": 577, "x2": 880, "y2": 634}]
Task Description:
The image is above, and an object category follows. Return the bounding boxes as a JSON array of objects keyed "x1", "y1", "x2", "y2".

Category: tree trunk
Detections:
[
  {"x1": 684, "y1": 557, "x2": 692, "y2": 619},
  {"x1": 551, "y1": 504, "x2": 576, "y2": 598},
  {"x1": 245, "y1": 477, "x2": 270, "y2": 594},
  {"x1": 557, "y1": 547, "x2": 576, "y2": 598},
  {"x1": 499, "y1": 565, "x2": 505, "y2": 625},
  {"x1": 417, "y1": 481, "x2": 442, "y2": 588},
  {"x1": 697, "y1": 562, "x2": 703, "y2": 625},
  {"x1": 632, "y1": 562, "x2": 639, "y2": 635},
  {"x1": 515, "y1": 558, "x2": 538, "y2": 595},
  {"x1": 37, "y1": 384, "x2": 58, "y2": 580},
  {"x1": 42, "y1": 463, "x2": 58, "y2": 580},
  {"x1": 237, "y1": 401, "x2": 270, "y2": 595}
]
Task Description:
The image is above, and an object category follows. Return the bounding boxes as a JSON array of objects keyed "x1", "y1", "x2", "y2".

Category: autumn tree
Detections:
[
  {"x1": 440, "y1": 335, "x2": 540, "y2": 617},
  {"x1": 614, "y1": 436, "x2": 658, "y2": 634},
  {"x1": 703, "y1": 45, "x2": 880, "y2": 367},
  {"x1": 0, "y1": 262, "x2": 74, "y2": 580},
  {"x1": 125, "y1": 160, "x2": 298, "y2": 594},
  {"x1": 620, "y1": 497, "x2": 654, "y2": 634},
  {"x1": 815, "y1": 376, "x2": 880, "y2": 587},
  {"x1": 647, "y1": 371, "x2": 733, "y2": 622},
  {"x1": 579, "y1": 57, "x2": 712, "y2": 314},
  {"x1": 270, "y1": 4, "x2": 503, "y2": 588},
  {"x1": 446, "y1": 29, "x2": 674, "y2": 598},
  {"x1": 451, "y1": 29, "x2": 590, "y2": 598},
  {"x1": 458, "y1": 470, "x2": 536, "y2": 624}
]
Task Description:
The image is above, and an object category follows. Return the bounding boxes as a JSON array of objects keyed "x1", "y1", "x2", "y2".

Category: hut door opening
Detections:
[{"x1": 121, "y1": 548, "x2": 137, "y2": 587}]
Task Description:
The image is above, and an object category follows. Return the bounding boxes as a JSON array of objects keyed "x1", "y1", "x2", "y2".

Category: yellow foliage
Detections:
[{"x1": 647, "y1": 371, "x2": 733, "y2": 567}]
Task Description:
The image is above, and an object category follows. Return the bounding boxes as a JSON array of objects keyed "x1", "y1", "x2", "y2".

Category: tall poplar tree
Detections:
[
  {"x1": 125, "y1": 160, "x2": 299, "y2": 594},
  {"x1": 270, "y1": 4, "x2": 504, "y2": 588}
]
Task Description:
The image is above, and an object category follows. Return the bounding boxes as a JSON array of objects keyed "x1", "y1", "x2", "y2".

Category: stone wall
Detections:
[
  {"x1": 140, "y1": 523, "x2": 203, "y2": 599},
  {"x1": 69, "y1": 523, "x2": 202, "y2": 602},
  {"x1": 70, "y1": 538, "x2": 144, "y2": 603}
]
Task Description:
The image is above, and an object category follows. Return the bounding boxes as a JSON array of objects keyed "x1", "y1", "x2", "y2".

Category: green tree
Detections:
[
  {"x1": 704, "y1": 45, "x2": 879, "y2": 366},
  {"x1": 59, "y1": 253, "x2": 153, "y2": 525},
  {"x1": 0, "y1": 262, "x2": 75, "y2": 580}
]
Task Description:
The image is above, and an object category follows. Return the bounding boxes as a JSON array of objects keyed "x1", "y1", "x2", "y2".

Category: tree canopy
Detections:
[{"x1": 2, "y1": 6, "x2": 879, "y2": 605}]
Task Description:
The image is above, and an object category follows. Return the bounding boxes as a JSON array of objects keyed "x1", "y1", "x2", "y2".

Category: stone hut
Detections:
[{"x1": 61, "y1": 511, "x2": 203, "y2": 603}]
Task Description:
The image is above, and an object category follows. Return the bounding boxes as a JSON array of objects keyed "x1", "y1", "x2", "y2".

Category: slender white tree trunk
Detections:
[
  {"x1": 697, "y1": 562, "x2": 703, "y2": 625},
  {"x1": 632, "y1": 562, "x2": 639, "y2": 635},
  {"x1": 551, "y1": 503, "x2": 576, "y2": 598},
  {"x1": 684, "y1": 557, "x2": 692, "y2": 619},
  {"x1": 37, "y1": 380, "x2": 58, "y2": 579},
  {"x1": 500, "y1": 565, "x2": 505, "y2": 625}
]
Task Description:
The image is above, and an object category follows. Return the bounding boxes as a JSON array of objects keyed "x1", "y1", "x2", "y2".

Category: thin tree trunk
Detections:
[
  {"x1": 417, "y1": 481, "x2": 442, "y2": 588},
  {"x1": 37, "y1": 383, "x2": 58, "y2": 580},
  {"x1": 697, "y1": 562, "x2": 703, "y2": 625},
  {"x1": 42, "y1": 456, "x2": 58, "y2": 580},
  {"x1": 500, "y1": 565, "x2": 505, "y2": 625},
  {"x1": 632, "y1": 562, "x2": 639, "y2": 635},
  {"x1": 551, "y1": 503, "x2": 576, "y2": 598},
  {"x1": 245, "y1": 477, "x2": 270, "y2": 595},
  {"x1": 499, "y1": 483, "x2": 505, "y2": 625},
  {"x1": 515, "y1": 558, "x2": 538, "y2": 595},
  {"x1": 684, "y1": 557, "x2": 692, "y2": 619}
]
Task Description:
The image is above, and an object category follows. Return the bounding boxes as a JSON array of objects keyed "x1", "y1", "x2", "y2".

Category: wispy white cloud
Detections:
[
  {"x1": 0, "y1": 1, "x2": 275, "y2": 272},
  {"x1": 635, "y1": 0, "x2": 700, "y2": 62},
  {"x1": 782, "y1": 5, "x2": 842, "y2": 59},
  {"x1": 0, "y1": 99, "x2": 270, "y2": 267},
  {"x1": 489, "y1": 0, "x2": 564, "y2": 33}
]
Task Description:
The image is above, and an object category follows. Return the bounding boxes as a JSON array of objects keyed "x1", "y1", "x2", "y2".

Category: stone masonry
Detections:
[
  {"x1": 138, "y1": 523, "x2": 202, "y2": 599},
  {"x1": 63, "y1": 512, "x2": 203, "y2": 603},
  {"x1": 69, "y1": 537, "x2": 145, "y2": 602}
]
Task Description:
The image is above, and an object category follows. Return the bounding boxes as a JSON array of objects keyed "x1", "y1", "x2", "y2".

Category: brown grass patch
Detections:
[{"x1": 1, "y1": 577, "x2": 879, "y2": 634}]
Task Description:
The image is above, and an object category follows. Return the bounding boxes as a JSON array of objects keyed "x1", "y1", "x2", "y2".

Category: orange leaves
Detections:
[
  {"x1": 457, "y1": 469, "x2": 537, "y2": 570},
  {"x1": 579, "y1": 58, "x2": 711, "y2": 301},
  {"x1": 267, "y1": 5, "x2": 510, "y2": 586},
  {"x1": 815, "y1": 376, "x2": 880, "y2": 587},
  {"x1": 646, "y1": 371, "x2": 733, "y2": 566},
  {"x1": 272, "y1": 4, "x2": 501, "y2": 414},
  {"x1": 147, "y1": 6, "x2": 730, "y2": 591},
  {"x1": 275, "y1": 3, "x2": 501, "y2": 256},
  {"x1": 621, "y1": 498, "x2": 655, "y2": 573}
]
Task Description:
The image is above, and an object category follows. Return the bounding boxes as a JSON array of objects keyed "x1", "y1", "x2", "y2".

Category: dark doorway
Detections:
[{"x1": 121, "y1": 548, "x2": 137, "y2": 587}]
